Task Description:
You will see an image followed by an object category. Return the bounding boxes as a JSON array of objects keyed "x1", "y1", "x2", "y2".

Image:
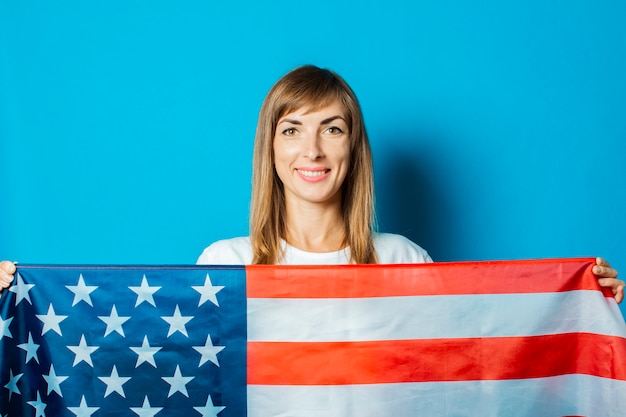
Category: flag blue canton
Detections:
[{"x1": 0, "y1": 266, "x2": 247, "y2": 417}]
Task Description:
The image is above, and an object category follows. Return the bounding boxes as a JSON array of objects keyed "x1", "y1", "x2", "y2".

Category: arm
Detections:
[{"x1": 593, "y1": 257, "x2": 624, "y2": 303}]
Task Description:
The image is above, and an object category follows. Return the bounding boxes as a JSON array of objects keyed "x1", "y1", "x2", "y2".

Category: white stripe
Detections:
[
  {"x1": 247, "y1": 374, "x2": 626, "y2": 417},
  {"x1": 248, "y1": 290, "x2": 626, "y2": 342}
]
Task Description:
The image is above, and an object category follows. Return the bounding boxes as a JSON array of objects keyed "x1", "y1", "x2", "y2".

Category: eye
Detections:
[
  {"x1": 282, "y1": 127, "x2": 298, "y2": 136},
  {"x1": 326, "y1": 126, "x2": 344, "y2": 135}
]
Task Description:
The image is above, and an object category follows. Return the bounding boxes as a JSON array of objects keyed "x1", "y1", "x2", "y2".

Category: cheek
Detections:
[
  {"x1": 273, "y1": 140, "x2": 302, "y2": 167},
  {"x1": 272, "y1": 139, "x2": 281, "y2": 164},
  {"x1": 334, "y1": 149, "x2": 351, "y2": 184},
  {"x1": 338, "y1": 145, "x2": 351, "y2": 167},
  {"x1": 272, "y1": 145, "x2": 285, "y2": 169},
  {"x1": 339, "y1": 146, "x2": 353, "y2": 180},
  {"x1": 272, "y1": 145, "x2": 292, "y2": 182}
]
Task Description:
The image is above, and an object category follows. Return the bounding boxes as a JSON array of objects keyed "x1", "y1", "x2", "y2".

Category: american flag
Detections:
[
  {"x1": 1, "y1": 266, "x2": 246, "y2": 417},
  {"x1": 1, "y1": 259, "x2": 625, "y2": 416}
]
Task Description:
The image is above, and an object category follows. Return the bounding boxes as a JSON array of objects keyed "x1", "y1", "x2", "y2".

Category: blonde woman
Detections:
[
  {"x1": 194, "y1": 65, "x2": 623, "y2": 305},
  {"x1": 1, "y1": 66, "x2": 623, "y2": 302},
  {"x1": 197, "y1": 65, "x2": 431, "y2": 266}
]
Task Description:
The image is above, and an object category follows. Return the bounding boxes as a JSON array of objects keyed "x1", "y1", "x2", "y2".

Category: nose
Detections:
[{"x1": 304, "y1": 133, "x2": 324, "y2": 160}]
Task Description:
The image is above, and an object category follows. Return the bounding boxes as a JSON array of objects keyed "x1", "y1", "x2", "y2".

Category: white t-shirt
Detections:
[{"x1": 196, "y1": 233, "x2": 432, "y2": 265}]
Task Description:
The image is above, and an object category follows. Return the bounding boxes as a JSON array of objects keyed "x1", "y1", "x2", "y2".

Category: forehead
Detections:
[{"x1": 278, "y1": 100, "x2": 348, "y2": 121}]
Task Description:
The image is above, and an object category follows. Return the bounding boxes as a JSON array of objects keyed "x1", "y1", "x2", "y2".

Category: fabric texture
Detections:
[
  {"x1": 196, "y1": 232, "x2": 433, "y2": 265},
  {"x1": 1, "y1": 260, "x2": 625, "y2": 417}
]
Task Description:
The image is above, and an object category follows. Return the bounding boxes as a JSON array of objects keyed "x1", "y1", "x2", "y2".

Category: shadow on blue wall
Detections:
[{"x1": 375, "y1": 137, "x2": 457, "y2": 263}]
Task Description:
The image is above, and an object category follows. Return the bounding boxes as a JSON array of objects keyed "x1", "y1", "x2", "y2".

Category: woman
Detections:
[
  {"x1": 195, "y1": 64, "x2": 624, "y2": 302},
  {"x1": 1, "y1": 65, "x2": 624, "y2": 301},
  {"x1": 197, "y1": 65, "x2": 431, "y2": 266}
]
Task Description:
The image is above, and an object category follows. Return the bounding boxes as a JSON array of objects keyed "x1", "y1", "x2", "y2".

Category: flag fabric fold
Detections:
[{"x1": 1, "y1": 259, "x2": 625, "y2": 416}]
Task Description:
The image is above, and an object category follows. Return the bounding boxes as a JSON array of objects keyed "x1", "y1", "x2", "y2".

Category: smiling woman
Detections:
[
  {"x1": 193, "y1": 65, "x2": 624, "y2": 303},
  {"x1": 273, "y1": 103, "x2": 353, "y2": 254},
  {"x1": 198, "y1": 65, "x2": 433, "y2": 266},
  {"x1": 273, "y1": 103, "x2": 351, "y2": 207},
  {"x1": 0, "y1": 66, "x2": 622, "y2": 303}
]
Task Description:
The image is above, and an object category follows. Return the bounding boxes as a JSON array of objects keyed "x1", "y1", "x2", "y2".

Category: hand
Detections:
[
  {"x1": 0, "y1": 260, "x2": 17, "y2": 294},
  {"x1": 593, "y1": 257, "x2": 624, "y2": 303}
]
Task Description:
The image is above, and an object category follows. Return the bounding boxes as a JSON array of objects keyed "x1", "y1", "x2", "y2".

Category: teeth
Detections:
[{"x1": 299, "y1": 170, "x2": 327, "y2": 177}]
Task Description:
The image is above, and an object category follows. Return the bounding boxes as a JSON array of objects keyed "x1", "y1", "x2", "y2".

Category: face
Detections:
[{"x1": 273, "y1": 101, "x2": 351, "y2": 208}]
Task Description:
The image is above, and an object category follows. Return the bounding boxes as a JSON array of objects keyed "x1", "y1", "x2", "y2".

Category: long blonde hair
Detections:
[{"x1": 249, "y1": 65, "x2": 377, "y2": 264}]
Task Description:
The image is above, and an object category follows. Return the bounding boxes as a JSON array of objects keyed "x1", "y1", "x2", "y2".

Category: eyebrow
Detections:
[
  {"x1": 278, "y1": 115, "x2": 347, "y2": 125},
  {"x1": 279, "y1": 118, "x2": 302, "y2": 125},
  {"x1": 320, "y1": 115, "x2": 347, "y2": 125}
]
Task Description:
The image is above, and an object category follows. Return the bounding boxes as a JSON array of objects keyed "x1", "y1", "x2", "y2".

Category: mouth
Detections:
[
  {"x1": 295, "y1": 168, "x2": 331, "y2": 182},
  {"x1": 297, "y1": 168, "x2": 330, "y2": 178}
]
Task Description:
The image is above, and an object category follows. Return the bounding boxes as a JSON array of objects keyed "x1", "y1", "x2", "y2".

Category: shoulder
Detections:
[
  {"x1": 373, "y1": 233, "x2": 433, "y2": 264},
  {"x1": 196, "y1": 237, "x2": 253, "y2": 265}
]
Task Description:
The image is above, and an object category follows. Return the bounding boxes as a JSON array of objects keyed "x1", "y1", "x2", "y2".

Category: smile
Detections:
[
  {"x1": 296, "y1": 168, "x2": 330, "y2": 182},
  {"x1": 298, "y1": 169, "x2": 329, "y2": 177}
]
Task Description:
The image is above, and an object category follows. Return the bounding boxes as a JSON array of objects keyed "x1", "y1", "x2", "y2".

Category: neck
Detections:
[{"x1": 283, "y1": 199, "x2": 346, "y2": 253}]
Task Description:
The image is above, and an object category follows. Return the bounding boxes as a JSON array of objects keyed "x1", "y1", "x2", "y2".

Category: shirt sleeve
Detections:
[
  {"x1": 196, "y1": 237, "x2": 253, "y2": 265},
  {"x1": 373, "y1": 233, "x2": 433, "y2": 264}
]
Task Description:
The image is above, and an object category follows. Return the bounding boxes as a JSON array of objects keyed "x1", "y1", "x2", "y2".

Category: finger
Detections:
[
  {"x1": 593, "y1": 266, "x2": 618, "y2": 278},
  {"x1": 0, "y1": 261, "x2": 17, "y2": 290},
  {"x1": 609, "y1": 278, "x2": 625, "y2": 303},
  {"x1": 598, "y1": 277, "x2": 622, "y2": 287},
  {"x1": 616, "y1": 286, "x2": 624, "y2": 304},
  {"x1": 0, "y1": 260, "x2": 17, "y2": 275},
  {"x1": 596, "y1": 257, "x2": 611, "y2": 268},
  {"x1": 0, "y1": 273, "x2": 14, "y2": 288},
  {"x1": 593, "y1": 257, "x2": 618, "y2": 278}
]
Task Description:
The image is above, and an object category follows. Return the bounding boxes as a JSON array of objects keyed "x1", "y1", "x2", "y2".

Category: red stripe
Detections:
[
  {"x1": 246, "y1": 258, "x2": 604, "y2": 298},
  {"x1": 247, "y1": 333, "x2": 626, "y2": 385}
]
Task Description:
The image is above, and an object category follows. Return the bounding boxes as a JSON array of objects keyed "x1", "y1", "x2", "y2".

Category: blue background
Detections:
[{"x1": 1, "y1": 1, "x2": 624, "y2": 315}]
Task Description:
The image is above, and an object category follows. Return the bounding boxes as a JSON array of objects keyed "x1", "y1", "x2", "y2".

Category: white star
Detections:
[
  {"x1": 1, "y1": 315, "x2": 13, "y2": 338},
  {"x1": 98, "y1": 365, "x2": 131, "y2": 398},
  {"x1": 193, "y1": 334, "x2": 225, "y2": 367},
  {"x1": 4, "y1": 369, "x2": 23, "y2": 400},
  {"x1": 27, "y1": 391, "x2": 46, "y2": 417},
  {"x1": 129, "y1": 275, "x2": 161, "y2": 307},
  {"x1": 130, "y1": 396, "x2": 162, "y2": 417},
  {"x1": 8, "y1": 273, "x2": 35, "y2": 306},
  {"x1": 130, "y1": 335, "x2": 162, "y2": 368},
  {"x1": 68, "y1": 395, "x2": 99, "y2": 417},
  {"x1": 162, "y1": 365, "x2": 194, "y2": 398},
  {"x1": 192, "y1": 273, "x2": 224, "y2": 307},
  {"x1": 67, "y1": 334, "x2": 99, "y2": 367},
  {"x1": 36, "y1": 304, "x2": 68, "y2": 336},
  {"x1": 194, "y1": 395, "x2": 226, "y2": 417},
  {"x1": 43, "y1": 364, "x2": 68, "y2": 396},
  {"x1": 161, "y1": 305, "x2": 193, "y2": 337},
  {"x1": 98, "y1": 305, "x2": 131, "y2": 337},
  {"x1": 18, "y1": 332, "x2": 40, "y2": 364},
  {"x1": 66, "y1": 274, "x2": 98, "y2": 307}
]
